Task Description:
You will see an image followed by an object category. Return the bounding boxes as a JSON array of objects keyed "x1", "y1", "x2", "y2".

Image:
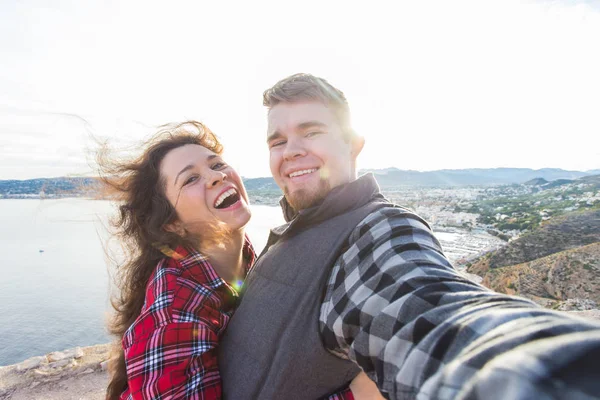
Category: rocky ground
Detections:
[
  {"x1": 468, "y1": 243, "x2": 600, "y2": 305},
  {"x1": 3, "y1": 306, "x2": 600, "y2": 399},
  {"x1": 0, "y1": 344, "x2": 110, "y2": 400}
]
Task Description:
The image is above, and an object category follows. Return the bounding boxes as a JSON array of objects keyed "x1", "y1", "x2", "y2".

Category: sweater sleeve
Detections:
[{"x1": 320, "y1": 206, "x2": 600, "y2": 400}]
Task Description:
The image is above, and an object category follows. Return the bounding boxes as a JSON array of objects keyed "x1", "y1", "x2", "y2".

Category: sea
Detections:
[{"x1": 0, "y1": 199, "x2": 284, "y2": 366}]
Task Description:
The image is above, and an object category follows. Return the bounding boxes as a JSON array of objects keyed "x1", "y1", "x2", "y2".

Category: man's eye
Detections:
[
  {"x1": 306, "y1": 131, "x2": 323, "y2": 137},
  {"x1": 270, "y1": 140, "x2": 286, "y2": 148},
  {"x1": 212, "y1": 162, "x2": 226, "y2": 170}
]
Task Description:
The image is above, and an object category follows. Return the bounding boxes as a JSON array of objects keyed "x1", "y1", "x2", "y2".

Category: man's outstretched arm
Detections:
[{"x1": 320, "y1": 207, "x2": 600, "y2": 400}]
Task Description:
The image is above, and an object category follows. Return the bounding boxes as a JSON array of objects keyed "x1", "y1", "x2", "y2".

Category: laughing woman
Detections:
[
  {"x1": 101, "y1": 122, "x2": 368, "y2": 399},
  {"x1": 101, "y1": 121, "x2": 254, "y2": 399}
]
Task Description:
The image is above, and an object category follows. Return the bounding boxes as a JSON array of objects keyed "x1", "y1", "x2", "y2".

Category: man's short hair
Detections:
[{"x1": 263, "y1": 73, "x2": 355, "y2": 141}]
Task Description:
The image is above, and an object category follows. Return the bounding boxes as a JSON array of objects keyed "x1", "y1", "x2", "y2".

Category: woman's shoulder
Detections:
[
  {"x1": 123, "y1": 254, "x2": 226, "y2": 347},
  {"x1": 151, "y1": 245, "x2": 214, "y2": 285}
]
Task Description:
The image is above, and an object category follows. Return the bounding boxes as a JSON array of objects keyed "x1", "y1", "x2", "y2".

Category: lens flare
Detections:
[
  {"x1": 231, "y1": 279, "x2": 244, "y2": 292},
  {"x1": 319, "y1": 167, "x2": 329, "y2": 179}
]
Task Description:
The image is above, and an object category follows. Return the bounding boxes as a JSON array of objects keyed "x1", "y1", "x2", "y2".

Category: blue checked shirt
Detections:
[{"x1": 320, "y1": 206, "x2": 600, "y2": 400}]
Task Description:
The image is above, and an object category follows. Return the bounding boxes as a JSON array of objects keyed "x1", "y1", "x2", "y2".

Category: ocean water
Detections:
[{"x1": 0, "y1": 199, "x2": 283, "y2": 366}]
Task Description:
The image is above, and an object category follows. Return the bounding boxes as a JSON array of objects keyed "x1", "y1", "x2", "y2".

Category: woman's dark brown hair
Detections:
[{"x1": 99, "y1": 121, "x2": 223, "y2": 399}]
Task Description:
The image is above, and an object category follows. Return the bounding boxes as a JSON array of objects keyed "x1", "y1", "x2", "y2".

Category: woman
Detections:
[{"x1": 102, "y1": 121, "x2": 377, "y2": 399}]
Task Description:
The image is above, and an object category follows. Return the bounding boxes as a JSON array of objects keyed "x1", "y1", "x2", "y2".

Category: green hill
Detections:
[{"x1": 468, "y1": 208, "x2": 600, "y2": 271}]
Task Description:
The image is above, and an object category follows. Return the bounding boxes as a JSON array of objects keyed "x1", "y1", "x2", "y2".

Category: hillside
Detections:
[
  {"x1": 468, "y1": 208, "x2": 600, "y2": 270},
  {"x1": 361, "y1": 167, "x2": 589, "y2": 187},
  {"x1": 0, "y1": 177, "x2": 98, "y2": 197},
  {"x1": 470, "y1": 243, "x2": 600, "y2": 305},
  {"x1": 524, "y1": 177, "x2": 548, "y2": 186},
  {"x1": 580, "y1": 174, "x2": 600, "y2": 185},
  {"x1": 541, "y1": 179, "x2": 574, "y2": 189}
]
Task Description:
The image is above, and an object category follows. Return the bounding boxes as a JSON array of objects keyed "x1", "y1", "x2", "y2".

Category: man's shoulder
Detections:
[{"x1": 356, "y1": 203, "x2": 432, "y2": 235}]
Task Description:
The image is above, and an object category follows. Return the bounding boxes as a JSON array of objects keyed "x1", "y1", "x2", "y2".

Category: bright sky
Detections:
[{"x1": 1, "y1": 0, "x2": 599, "y2": 180}]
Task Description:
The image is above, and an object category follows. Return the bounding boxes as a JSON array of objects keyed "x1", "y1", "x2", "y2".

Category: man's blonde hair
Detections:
[{"x1": 263, "y1": 73, "x2": 355, "y2": 141}]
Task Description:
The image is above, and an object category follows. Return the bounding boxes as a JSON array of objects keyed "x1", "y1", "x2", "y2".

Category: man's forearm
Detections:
[{"x1": 320, "y1": 207, "x2": 600, "y2": 399}]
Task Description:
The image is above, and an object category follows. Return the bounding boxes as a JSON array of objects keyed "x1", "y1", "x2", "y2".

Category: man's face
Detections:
[{"x1": 267, "y1": 101, "x2": 363, "y2": 210}]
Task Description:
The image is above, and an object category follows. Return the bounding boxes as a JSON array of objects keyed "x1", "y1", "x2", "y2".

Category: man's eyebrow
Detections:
[
  {"x1": 266, "y1": 122, "x2": 327, "y2": 144},
  {"x1": 297, "y1": 121, "x2": 327, "y2": 130},
  {"x1": 173, "y1": 155, "x2": 218, "y2": 186},
  {"x1": 266, "y1": 131, "x2": 282, "y2": 144}
]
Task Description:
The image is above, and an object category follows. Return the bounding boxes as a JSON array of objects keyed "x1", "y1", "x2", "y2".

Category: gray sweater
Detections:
[{"x1": 219, "y1": 174, "x2": 389, "y2": 399}]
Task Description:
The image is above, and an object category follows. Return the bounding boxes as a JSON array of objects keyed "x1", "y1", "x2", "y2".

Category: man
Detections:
[{"x1": 219, "y1": 73, "x2": 600, "y2": 399}]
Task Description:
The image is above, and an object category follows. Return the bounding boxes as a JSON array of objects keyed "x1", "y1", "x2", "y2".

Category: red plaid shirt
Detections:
[{"x1": 120, "y1": 237, "x2": 354, "y2": 400}]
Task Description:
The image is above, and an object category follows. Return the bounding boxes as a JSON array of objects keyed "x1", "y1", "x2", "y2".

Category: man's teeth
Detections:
[
  {"x1": 214, "y1": 188, "x2": 237, "y2": 208},
  {"x1": 289, "y1": 169, "x2": 317, "y2": 178}
]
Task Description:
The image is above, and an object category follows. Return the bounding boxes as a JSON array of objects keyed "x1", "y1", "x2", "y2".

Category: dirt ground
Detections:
[{"x1": 2, "y1": 371, "x2": 108, "y2": 400}]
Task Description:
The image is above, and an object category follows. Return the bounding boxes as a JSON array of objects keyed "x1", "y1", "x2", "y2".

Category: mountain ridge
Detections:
[
  {"x1": 0, "y1": 168, "x2": 598, "y2": 196},
  {"x1": 244, "y1": 168, "x2": 597, "y2": 189}
]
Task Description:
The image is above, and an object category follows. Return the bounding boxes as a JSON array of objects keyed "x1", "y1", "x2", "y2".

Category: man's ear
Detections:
[{"x1": 351, "y1": 134, "x2": 365, "y2": 159}]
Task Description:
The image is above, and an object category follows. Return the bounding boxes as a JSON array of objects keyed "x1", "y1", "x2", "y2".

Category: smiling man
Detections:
[
  {"x1": 267, "y1": 101, "x2": 362, "y2": 211},
  {"x1": 218, "y1": 74, "x2": 600, "y2": 400}
]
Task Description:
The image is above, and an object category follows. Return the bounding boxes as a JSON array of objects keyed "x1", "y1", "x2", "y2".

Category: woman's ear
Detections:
[{"x1": 164, "y1": 221, "x2": 185, "y2": 237}]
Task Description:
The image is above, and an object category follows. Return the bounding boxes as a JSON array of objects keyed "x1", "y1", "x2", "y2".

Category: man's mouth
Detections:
[
  {"x1": 288, "y1": 168, "x2": 318, "y2": 178},
  {"x1": 214, "y1": 188, "x2": 241, "y2": 209}
]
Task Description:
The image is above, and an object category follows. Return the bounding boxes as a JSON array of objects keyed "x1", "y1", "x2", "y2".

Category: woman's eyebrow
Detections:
[
  {"x1": 174, "y1": 164, "x2": 195, "y2": 186},
  {"x1": 173, "y1": 155, "x2": 219, "y2": 186}
]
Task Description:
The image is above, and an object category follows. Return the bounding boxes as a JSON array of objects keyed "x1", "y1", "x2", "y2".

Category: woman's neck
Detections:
[{"x1": 200, "y1": 229, "x2": 246, "y2": 284}]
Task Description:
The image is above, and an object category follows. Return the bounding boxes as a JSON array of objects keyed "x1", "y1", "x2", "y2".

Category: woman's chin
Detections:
[{"x1": 216, "y1": 205, "x2": 252, "y2": 232}]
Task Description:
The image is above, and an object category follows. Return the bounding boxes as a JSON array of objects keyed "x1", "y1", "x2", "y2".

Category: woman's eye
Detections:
[
  {"x1": 183, "y1": 175, "x2": 199, "y2": 186},
  {"x1": 212, "y1": 162, "x2": 227, "y2": 170}
]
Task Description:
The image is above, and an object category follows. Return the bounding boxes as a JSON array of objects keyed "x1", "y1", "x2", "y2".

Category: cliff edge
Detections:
[
  {"x1": 0, "y1": 344, "x2": 111, "y2": 400},
  {"x1": 2, "y1": 309, "x2": 600, "y2": 399}
]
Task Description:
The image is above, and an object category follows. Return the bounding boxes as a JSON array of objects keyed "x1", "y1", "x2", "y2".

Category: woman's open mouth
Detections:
[{"x1": 214, "y1": 188, "x2": 241, "y2": 209}]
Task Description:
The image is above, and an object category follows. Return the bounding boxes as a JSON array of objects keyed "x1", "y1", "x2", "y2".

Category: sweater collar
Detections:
[{"x1": 275, "y1": 173, "x2": 383, "y2": 235}]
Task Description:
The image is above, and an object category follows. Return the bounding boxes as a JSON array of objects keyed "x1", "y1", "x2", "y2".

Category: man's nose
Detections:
[
  {"x1": 206, "y1": 170, "x2": 227, "y2": 188},
  {"x1": 283, "y1": 138, "x2": 306, "y2": 161}
]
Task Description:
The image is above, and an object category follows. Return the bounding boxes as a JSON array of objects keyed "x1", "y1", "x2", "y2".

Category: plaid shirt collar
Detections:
[{"x1": 160, "y1": 234, "x2": 256, "y2": 295}]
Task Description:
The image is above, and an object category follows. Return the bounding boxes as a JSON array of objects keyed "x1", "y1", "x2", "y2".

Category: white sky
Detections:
[{"x1": 1, "y1": 0, "x2": 599, "y2": 180}]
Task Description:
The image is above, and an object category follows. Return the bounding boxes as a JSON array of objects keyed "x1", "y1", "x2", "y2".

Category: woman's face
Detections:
[{"x1": 160, "y1": 144, "x2": 251, "y2": 237}]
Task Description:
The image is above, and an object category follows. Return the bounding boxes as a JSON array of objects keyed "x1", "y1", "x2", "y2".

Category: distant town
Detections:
[{"x1": 2, "y1": 168, "x2": 599, "y2": 264}]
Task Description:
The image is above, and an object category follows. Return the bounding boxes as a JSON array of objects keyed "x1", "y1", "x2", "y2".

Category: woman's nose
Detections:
[{"x1": 207, "y1": 170, "x2": 227, "y2": 188}]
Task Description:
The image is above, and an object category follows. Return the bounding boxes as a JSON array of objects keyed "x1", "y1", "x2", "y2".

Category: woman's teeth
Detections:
[
  {"x1": 214, "y1": 188, "x2": 237, "y2": 208},
  {"x1": 289, "y1": 168, "x2": 316, "y2": 178}
]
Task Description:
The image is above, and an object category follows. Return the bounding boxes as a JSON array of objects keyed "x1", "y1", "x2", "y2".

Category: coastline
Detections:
[
  {"x1": 2, "y1": 308, "x2": 599, "y2": 399},
  {"x1": 0, "y1": 343, "x2": 111, "y2": 400}
]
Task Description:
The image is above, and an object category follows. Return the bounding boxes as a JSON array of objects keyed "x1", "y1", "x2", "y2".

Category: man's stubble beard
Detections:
[{"x1": 284, "y1": 179, "x2": 331, "y2": 211}]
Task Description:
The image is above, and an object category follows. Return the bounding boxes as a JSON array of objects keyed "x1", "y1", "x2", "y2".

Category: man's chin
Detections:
[{"x1": 285, "y1": 188, "x2": 328, "y2": 211}]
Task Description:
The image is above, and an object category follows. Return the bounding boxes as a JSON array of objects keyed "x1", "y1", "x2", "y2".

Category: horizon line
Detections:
[{"x1": 2, "y1": 166, "x2": 599, "y2": 182}]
